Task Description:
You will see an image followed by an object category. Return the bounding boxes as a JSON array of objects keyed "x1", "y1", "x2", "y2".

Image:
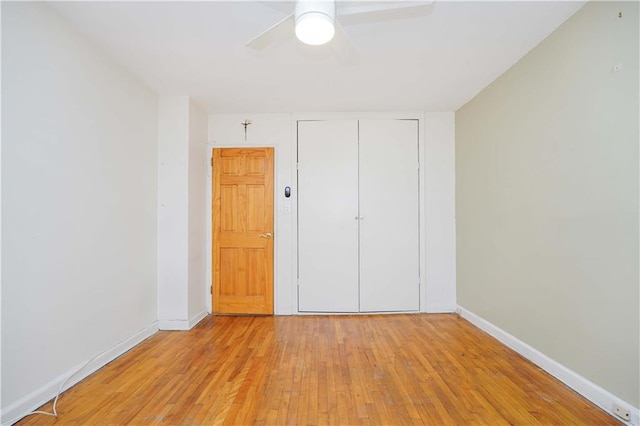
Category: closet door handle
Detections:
[
  {"x1": 260, "y1": 232, "x2": 273, "y2": 239},
  {"x1": 354, "y1": 216, "x2": 364, "y2": 220}
]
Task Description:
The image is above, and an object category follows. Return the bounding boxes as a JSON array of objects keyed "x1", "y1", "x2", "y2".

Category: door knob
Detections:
[{"x1": 260, "y1": 232, "x2": 273, "y2": 239}]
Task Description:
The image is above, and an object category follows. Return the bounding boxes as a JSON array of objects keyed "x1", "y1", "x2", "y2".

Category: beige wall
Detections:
[{"x1": 456, "y1": 1, "x2": 639, "y2": 407}]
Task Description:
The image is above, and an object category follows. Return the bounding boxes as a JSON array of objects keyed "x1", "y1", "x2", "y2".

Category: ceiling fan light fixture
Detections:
[
  {"x1": 295, "y1": 13, "x2": 335, "y2": 45},
  {"x1": 294, "y1": 0, "x2": 336, "y2": 46}
]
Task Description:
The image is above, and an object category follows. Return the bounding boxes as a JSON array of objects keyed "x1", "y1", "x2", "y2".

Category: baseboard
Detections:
[
  {"x1": 188, "y1": 309, "x2": 209, "y2": 329},
  {"x1": 159, "y1": 309, "x2": 209, "y2": 331},
  {"x1": 424, "y1": 304, "x2": 457, "y2": 313},
  {"x1": 158, "y1": 319, "x2": 188, "y2": 330},
  {"x1": 1, "y1": 322, "x2": 159, "y2": 426},
  {"x1": 458, "y1": 305, "x2": 639, "y2": 425}
]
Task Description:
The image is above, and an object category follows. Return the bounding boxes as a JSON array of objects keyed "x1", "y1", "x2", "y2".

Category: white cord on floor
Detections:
[{"x1": 14, "y1": 350, "x2": 103, "y2": 422}]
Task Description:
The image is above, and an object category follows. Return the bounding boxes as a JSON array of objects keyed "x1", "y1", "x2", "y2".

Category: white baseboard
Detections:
[
  {"x1": 1, "y1": 322, "x2": 159, "y2": 426},
  {"x1": 458, "y1": 305, "x2": 639, "y2": 425},
  {"x1": 159, "y1": 309, "x2": 209, "y2": 331},
  {"x1": 424, "y1": 304, "x2": 457, "y2": 313},
  {"x1": 158, "y1": 319, "x2": 188, "y2": 330},
  {"x1": 188, "y1": 309, "x2": 209, "y2": 329}
]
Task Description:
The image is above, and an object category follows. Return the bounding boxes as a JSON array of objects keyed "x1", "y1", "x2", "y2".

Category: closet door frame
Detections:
[{"x1": 292, "y1": 113, "x2": 427, "y2": 314}]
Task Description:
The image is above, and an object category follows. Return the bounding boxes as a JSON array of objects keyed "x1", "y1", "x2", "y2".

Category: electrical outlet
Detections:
[{"x1": 612, "y1": 404, "x2": 630, "y2": 421}]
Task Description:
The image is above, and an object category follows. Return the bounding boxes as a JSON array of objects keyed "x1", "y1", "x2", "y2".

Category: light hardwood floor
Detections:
[{"x1": 18, "y1": 314, "x2": 617, "y2": 425}]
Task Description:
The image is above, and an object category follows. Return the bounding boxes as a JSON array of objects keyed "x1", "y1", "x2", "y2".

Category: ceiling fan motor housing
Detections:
[{"x1": 295, "y1": 0, "x2": 336, "y2": 45}]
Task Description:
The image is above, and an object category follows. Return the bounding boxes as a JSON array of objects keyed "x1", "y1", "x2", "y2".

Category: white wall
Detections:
[
  {"x1": 157, "y1": 96, "x2": 208, "y2": 329},
  {"x1": 208, "y1": 114, "x2": 295, "y2": 314},
  {"x1": 208, "y1": 113, "x2": 456, "y2": 314},
  {"x1": 0, "y1": 1, "x2": 4, "y2": 412},
  {"x1": 424, "y1": 112, "x2": 457, "y2": 312},
  {"x1": 1, "y1": 2, "x2": 158, "y2": 422},
  {"x1": 188, "y1": 101, "x2": 208, "y2": 320},
  {"x1": 456, "y1": 0, "x2": 639, "y2": 412},
  {"x1": 158, "y1": 96, "x2": 189, "y2": 325}
]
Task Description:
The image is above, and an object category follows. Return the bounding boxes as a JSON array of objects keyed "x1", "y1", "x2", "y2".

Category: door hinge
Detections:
[
  {"x1": 210, "y1": 285, "x2": 213, "y2": 295},
  {"x1": 296, "y1": 162, "x2": 299, "y2": 170},
  {"x1": 417, "y1": 161, "x2": 420, "y2": 170},
  {"x1": 211, "y1": 158, "x2": 213, "y2": 167}
]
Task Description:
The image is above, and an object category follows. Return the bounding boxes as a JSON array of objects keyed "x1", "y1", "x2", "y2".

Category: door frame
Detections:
[{"x1": 206, "y1": 144, "x2": 278, "y2": 315}]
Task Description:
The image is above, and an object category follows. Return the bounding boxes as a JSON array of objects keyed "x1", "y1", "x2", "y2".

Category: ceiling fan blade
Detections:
[
  {"x1": 331, "y1": 21, "x2": 359, "y2": 65},
  {"x1": 259, "y1": 1, "x2": 296, "y2": 15},
  {"x1": 338, "y1": 1, "x2": 434, "y2": 26},
  {"x1": 246, "y1": 13, "x2": 295, "y2": 50}
]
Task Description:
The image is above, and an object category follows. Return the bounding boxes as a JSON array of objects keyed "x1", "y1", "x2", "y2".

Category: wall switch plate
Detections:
[{"x1": 613, "y1": 404, "x2": 630, "y2": 421}]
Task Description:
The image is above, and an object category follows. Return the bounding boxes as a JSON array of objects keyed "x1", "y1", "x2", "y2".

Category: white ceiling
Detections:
[{"x1": 49, "y1": 1, "x2": 584, "y2": 113}]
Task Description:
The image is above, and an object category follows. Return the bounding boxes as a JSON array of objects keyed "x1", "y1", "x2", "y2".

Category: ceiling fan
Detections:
[{"x1": 246, "y1": 0, "x2": 434, "y2": 59}]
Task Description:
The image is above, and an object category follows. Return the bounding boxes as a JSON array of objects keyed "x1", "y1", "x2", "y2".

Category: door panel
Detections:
[
  {"x1": 213, "y1": 147, "x2": 274, "y2": 314},
  {"x1": 297, "y1": 120, "x2": 359, "y2": 312},
  {"x1": 358, "y1": 119, "x2": 420, "y2": 312},
  {"x1": 220, "y1": 186, "x2": 239, "y2": 231},
  {"x1": 247, "y1": 185, "x2": 265, "y2": 232}
]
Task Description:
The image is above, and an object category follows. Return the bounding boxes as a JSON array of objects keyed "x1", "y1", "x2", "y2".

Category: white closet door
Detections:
[
  {"x1": 359, "y1": 119, "x2": 420, "y2": 312},
  {"x1": 297, "y1": 120, "x2": 359, "y2": 312}
]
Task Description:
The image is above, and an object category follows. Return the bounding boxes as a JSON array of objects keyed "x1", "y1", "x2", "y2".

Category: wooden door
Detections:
[
  {"x1": 213, "y1": 148, "x2": 274, "y2": 314},
  {"x1": 297, "y1": 120, "x2": 360, "y2": 312}
]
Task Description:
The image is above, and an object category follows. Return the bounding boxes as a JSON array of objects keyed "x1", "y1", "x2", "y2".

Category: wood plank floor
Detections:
[{"x1": 18, "y1": 314, "x2": 617, "y2": 425}]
